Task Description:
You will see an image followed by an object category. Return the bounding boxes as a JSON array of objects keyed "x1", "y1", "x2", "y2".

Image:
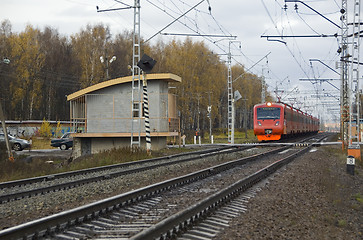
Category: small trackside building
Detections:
[{"x1": 67, "y1": 73, "x2": 181, "y2": 158}]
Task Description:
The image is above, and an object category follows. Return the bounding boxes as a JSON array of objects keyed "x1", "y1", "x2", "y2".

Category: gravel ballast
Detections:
[
  {"x1": 0, "y1": 147, "x2": 266, "y2": 229},
  {"x1": 1, "y1": 143, "x2": 362, "y2": 240},
  {"x1": 216, "y1": 145, "x2": 363, "y2": 240}
]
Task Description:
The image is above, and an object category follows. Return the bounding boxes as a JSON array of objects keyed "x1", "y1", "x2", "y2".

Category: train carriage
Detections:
[{"x1": 253, "y1": 102, "x2": 319, "y2": 141}]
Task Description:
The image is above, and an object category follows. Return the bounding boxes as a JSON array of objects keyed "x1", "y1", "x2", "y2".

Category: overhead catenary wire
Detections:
[
  {"x1": 262, "y1": 0, "x2": 340, "y2": 81},
  {"x1": 296, "y1": 12, "x2": 320, "y2": 35},
  {"x1": 145, "y1": 1, "x2": 231, "y2": 55},
  {"x1": 262, "y1": 0, "x2": 310, "y2": 79},
  {"x1": 261, "y1": 0, "x2": 341, "y2": 117},
  {"x1": 144, "y1": 0, "x2": 206, "y2": 43},
  {"x1": 145, "y1": 0, "x2": 264, "y2": 77}
]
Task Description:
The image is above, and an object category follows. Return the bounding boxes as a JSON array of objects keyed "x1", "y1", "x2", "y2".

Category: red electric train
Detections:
[{"x1": 253, "y1": 102, "x2": 319, "y2": 141}]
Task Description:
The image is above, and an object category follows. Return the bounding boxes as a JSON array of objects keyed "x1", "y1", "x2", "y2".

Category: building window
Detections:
[{"x1": 132, "y1": 102, "x2": 144, "y2": 118}]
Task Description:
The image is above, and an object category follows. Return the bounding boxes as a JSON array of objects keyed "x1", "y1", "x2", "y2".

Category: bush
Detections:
[
  {"x1": 39, "y1": 119, "x2": 52, "y2": 138},
  {"x1": 55, "y1": 121, "x2": 62, "y2": 138}
]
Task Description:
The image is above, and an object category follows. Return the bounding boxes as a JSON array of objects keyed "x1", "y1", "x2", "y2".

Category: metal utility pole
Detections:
[
  {"x1": 96, "y1": 1, "x2": 141, "y2": 148},
  {"x1": 282, "y1": 1, "x2": 351, "y2": 144},
  {"x1": 241, "y1": 98, "x2": 248, "y2": 138},
  {"x1": 207, "y1": 92, "x2": 212, "y2": 143},
  {"x1": 0, "y1": 102, "x2": 13, "y2": 161},
  {"x1": 100, "y1": 55, "x2": 116, "y2": 80},
  {"x1": 261, "y1": 69, "x2": 266, "y2": 103},
  {"x1": 340, "y1": 0, "x2": 349, "y2": 149},
  {"x1": 131, "y1": 0, "x2": 142, "y2": 148},
  {"x1": 227, "y1": 41, "x2": 241, "y2": 144},
  {"x1": 227, "y1": 42, "x2": 233, "y2": 144},
  {"x1": 197, "y1": 93, "x2": 200, "y2": 136},
  {"x1": 0, "y1": 57, "x2": 13, "y2": 161},
  {"x1": 348, "y1": 0, "x2": 361, "y2": 157}
]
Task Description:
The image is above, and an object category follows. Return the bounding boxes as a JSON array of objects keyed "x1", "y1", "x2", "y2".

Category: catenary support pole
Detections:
[{"x1": 0, "y1": 102, "x2": 13, "y2": 161}]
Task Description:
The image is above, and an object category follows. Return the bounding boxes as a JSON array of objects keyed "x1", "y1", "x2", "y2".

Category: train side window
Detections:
[{"x1": 285, "y1": 109, "x2": 290, "y2": 121}]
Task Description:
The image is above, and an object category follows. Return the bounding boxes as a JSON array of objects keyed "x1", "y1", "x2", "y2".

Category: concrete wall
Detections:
[
  {"x1": 86, "y1": 80, "x2": 170, "y2": 133},
  {"x1": 1, "y1": 122, "x2": 72, "y2": 138},
  {"x1": 69, "y1": 78, "x2": 176, "y2": 158},
  {"x1": 72, "y1": 136, "x2": 167, "y2": 159}
]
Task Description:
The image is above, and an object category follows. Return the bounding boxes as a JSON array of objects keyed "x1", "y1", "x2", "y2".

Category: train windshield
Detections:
[{"x1": 256, "y1": 107, "x2": 281, "y2": 120}]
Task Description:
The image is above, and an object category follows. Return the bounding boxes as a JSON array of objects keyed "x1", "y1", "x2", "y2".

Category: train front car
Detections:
[{"x1": 253, "y1": 102, "x2": 284, "y2": 141}]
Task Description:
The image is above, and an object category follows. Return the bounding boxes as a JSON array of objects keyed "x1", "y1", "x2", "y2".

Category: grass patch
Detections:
[
  {"x1": 30, "y1": 137, "x2": 54, "y2": 149},
  {"x1": 197, "y1": 129, "x2": 257, "y2": 144},
  {"x1": 0, "y1": 157, "x2": 61, "y2": 181},
  {"x1": 353, "y1": 193, "x2": 363, "y2": 204},
  {"x1": 65, "y1": 147, "x2": 151, "y2": 172},
  {"x1": 337, "y1": 219, "x2": 347, "y2": 228},
  {"x1": 351, "y1": 204, "x2": 360, "y2": 210}
]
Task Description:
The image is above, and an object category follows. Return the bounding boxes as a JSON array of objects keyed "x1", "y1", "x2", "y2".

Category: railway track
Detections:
[
  {"x1": 0, "y1": 145, "x2": 247, "y2": 203},
  {"x1": 0, "y1": 133, "x2": 329, "y2": 240},
  {"x1": 132, "y1": 134, "x2": 328, "y2": 240}
]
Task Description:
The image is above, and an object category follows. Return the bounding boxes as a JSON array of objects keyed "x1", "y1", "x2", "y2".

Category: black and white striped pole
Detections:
[
  {"x1": 142, "y1": 73, "x2": 151, "y2": 153},
  {"x1": 137, "y1": 54, "x2": 157, "y2": 154}
]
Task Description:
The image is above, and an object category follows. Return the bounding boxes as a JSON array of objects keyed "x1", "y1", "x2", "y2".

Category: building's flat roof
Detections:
[{"x1": 67, "y1": 73, "x2": 181, "y2": 101}]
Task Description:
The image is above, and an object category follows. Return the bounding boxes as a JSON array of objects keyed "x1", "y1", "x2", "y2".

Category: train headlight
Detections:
[
  {"x1": 257, "y1": 121, "x2": 262, "y2": 126},
  {"x1": 266, "y1": 102, "x2": 272, "y2": 106},
  {"x1": 275, "y1": 121, "x2": 280, "y2": 126}
]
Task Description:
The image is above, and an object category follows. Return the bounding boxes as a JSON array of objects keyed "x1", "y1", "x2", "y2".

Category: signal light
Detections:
[{"x1": 137, "y1": 54, "x2": 157, "y2": 73}]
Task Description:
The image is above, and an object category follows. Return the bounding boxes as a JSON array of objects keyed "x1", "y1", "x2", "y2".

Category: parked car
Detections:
[
  {"x1": 0, "y1": 133, "x2": 31, "y2": 151},
  {"x1": 51, "y1": 132, "x2": 73, "y2": 150}
]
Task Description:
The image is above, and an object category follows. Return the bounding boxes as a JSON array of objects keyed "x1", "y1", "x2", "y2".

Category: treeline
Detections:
[{"x1": 0, "y1": 19, "x2": 269, "y2": 133}]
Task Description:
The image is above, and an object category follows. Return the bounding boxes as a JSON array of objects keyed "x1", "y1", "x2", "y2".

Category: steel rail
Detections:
[
  {"x1": 0, "y1": 146, "x2": 255, "y2": 204},
  {"x1": 0, "y1": 146, "x2": 289, "y2": 240},
  {"x1": 132, "y1": 147, "x2": 311, "y2": 239},
  {"x1": 131, "y1": 136, "x2": 327, "y2": 239},
  {"x1": 0, "y1": 134, "x2": 326, "y2": 204},
  {"x1": 0, "y1": 146, "x2": 233, "y2": 189},
  {"x1": 1, "y1": 133, "x2": 322, "y2": 190},
  {"x1": 0, "y1": 146, "x2": 243, "y2": 203}
]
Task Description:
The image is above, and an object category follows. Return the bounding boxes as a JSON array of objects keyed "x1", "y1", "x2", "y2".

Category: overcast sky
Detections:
[{"x1": 1, "y1": 0, "x2": 357, "y2": 123}]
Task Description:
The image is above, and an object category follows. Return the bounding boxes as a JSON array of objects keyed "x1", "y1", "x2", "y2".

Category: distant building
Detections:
[{"x1": 67, "y1": 73, "x2": 181, "y2": 158}]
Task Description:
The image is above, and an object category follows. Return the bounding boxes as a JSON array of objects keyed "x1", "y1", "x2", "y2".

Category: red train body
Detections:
[{"x1": 253, "y1": 102, "x2": 319, "y2": 141}]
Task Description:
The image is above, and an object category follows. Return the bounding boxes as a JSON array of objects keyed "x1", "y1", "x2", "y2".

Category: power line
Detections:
[
  {"x1": 144, "y1": 0, "x2": 206, "y2": 43},
  {"x1": 284, "y1": 0, "x2": 341, "y2": 29},
  {"x1": 296, "y1": 12, "x2": 321, "y2": 35},
  {"x1": 161, "y1": 33, "x2": 236, "y2": 38}
]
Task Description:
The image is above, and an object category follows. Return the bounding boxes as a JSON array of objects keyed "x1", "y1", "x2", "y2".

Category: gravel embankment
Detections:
[
  {"x1": 216, "y1": 145, "x2": 363, "y2": 240},
  {"x1": 0, "y1": 147, "x2": 268, "y2": 229},
  {"x1": 2, "y1": 143, "x2": 362, "y2": 240}
]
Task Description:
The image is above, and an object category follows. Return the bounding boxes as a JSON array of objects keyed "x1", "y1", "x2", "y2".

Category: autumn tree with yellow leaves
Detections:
[
  {"x1": 0, "y1": 19, "x2": 267, "y2": 133},
  {"x1": 9, "y1": 25, "x2": 45, "y2": 119}
]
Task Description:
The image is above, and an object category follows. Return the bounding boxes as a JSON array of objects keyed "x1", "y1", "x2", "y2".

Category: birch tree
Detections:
[
  {"x1": 9, "y1": 25, "x2": 45, "y2": 119},
  {"x1": 71, "y1": 24, "x2": 109, "y2": 88}
]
